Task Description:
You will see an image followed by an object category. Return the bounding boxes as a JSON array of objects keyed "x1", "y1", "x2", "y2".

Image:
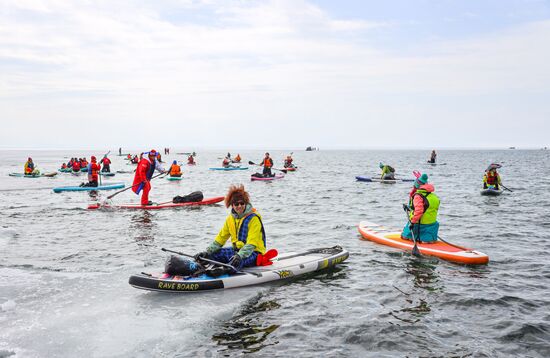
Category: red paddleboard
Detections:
[{"x1": 88, "y1": 196, "x2": 224, "y2": 210}]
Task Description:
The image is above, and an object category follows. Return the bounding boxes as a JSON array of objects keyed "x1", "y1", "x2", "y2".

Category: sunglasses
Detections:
[{"x1": 232, "y1": 201, "x2": 246, "y2": 207}]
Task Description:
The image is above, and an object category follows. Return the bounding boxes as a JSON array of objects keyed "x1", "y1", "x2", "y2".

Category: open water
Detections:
[{"x1": 0, "y1": 149, "x2": 549, "y2": 357}]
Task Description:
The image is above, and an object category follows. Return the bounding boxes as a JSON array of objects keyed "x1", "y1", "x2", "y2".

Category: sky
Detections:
[{"x1": 1, "y1": 0, "x2": 549, "y2": 150}]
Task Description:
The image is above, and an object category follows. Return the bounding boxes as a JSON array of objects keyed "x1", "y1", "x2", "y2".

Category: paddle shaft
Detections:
[
  {"x1": 500, "y1": 183, "x2": 513, "y2": 192},
  {"x1": 106, "y1": 171, "x2": 166, "y2": 199},
  {"x1": 161, "y1": 248, "x2": 261, "y2": 277},
  {"x1": 403, "y1": 205, "x2": 421, "y2": 257}
]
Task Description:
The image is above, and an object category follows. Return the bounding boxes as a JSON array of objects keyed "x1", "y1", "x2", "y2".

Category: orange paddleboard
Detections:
[{"x1": 358, "y1": 221, "x2": 489, "y2": 265}]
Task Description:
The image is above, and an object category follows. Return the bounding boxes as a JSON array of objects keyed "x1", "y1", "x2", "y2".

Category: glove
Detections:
[
  {"x1": 228, "y1": 254, "x2": 242, "y2": 268},
  {"x1": 194, "y1": 251, "x2": 209, "y2": 262}
]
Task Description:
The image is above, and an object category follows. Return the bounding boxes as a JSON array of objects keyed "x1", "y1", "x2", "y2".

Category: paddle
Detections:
[
  {"x1": 161, "y1": 248, "x2": 261, "y2": 277},
  {"x1": 248, "y1": 161, "x2": 287, "y2": 174},
  {"x1": 403, "y1": 204, "x2": 421, "y2": 257},
  {"x1": 500, "y1": 184, "x2": 513, "y2": 192},
  {"x1": 106, "y1": 171, "x2": 167, "y2": 200}
]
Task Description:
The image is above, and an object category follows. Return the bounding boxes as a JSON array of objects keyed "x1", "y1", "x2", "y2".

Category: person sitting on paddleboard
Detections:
[
  {"x1": 234, "y1": 154, "x2": 241, "y2": 163},
  {"x1": 169, "y1": 160, "x2": 182, "y2": 177},
  {"x1": 132, "y1": 149, "x2": 165, "y2": 206},
  {"x1": 284, "y1": 154, "x2": 294, "y2": 168},
  {"x1": 222, "y1": 157, "x2": 231, "y2": 168},
  {"x1": 187, "y1": 155, "x2": 195, "y2": 165},
  {"x1": 72, "y1": 159, "x2": 81, "y2": 173},
  {"x1": 194, "y1": 184, "x2": 267, "y2": 273},
  {"x1": 100, "y1": 155, "x2": 111, "y2": 173},
  {"x1": 483, "y1": 164, "x2": 502, "y2": 190},
  {"x1": 260, "y1": 152, "x2": 274, "y2": 177},
  {"x1": 401, "y1": 174, "x2": 440, "y2": 243},
  {"x1": 61, "y1": 162, "x2": 67, "y2": 170},
  {"x1": 379, "y1": 162, "x2": 395, "y2": 180},
  {"x1": 81, "y1": 157, "x2": 88, "y2": 167},
  {"x1": 429, "y1": 150, "x2": 437, "y2": 164},
  {"x1": 132, "y1": 155, "x2": 139, "y2": 164},
  {"x1": 80, "y1": 156, "x2": 101, "y2": 187},
  {"x1": 24, "y1": 157, "x2": 36, "y2": 175}
]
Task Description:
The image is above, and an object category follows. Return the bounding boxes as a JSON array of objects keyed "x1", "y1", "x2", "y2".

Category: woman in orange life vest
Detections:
[
  {"x1": 80, "y1": 156, "x2": 101, "y2": 187},
  {"x1": 194, "y1": 184, "x2": 267, "y2": 274},
  {"x1": 260, "y1": 152, "x2": 274, "y2": 177},
  {"x1": 483, "y1": 164, "x2": 502, "y2": 190},
  {"x1": 168, "y1": 160, "x2": 182, "y2": 177},
  {"x1": 132, "y1": 150, "x2": 165, "y2": 206},
  {"x1": 233, "y1": 154, "x2": 241, "y2": 163}
]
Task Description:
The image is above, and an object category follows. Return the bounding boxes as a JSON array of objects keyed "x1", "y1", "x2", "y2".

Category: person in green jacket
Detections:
[
  {"x1": 379, "y1": 162, "x2": 395, "y2": 180},
  {"x1": 401, "y1": 174, "x2": 440, "y2": 243},
  {"x1": 194, "y1": 184, "x2": 266, "y2": 272}
]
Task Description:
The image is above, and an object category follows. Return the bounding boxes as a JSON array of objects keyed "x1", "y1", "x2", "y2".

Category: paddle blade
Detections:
[
  {"x1": 412, "y1": 243, "x2": 421, "y2": 257},
  {"x1": 248, "y1": 161, "x2": 256, "y2": 165}
]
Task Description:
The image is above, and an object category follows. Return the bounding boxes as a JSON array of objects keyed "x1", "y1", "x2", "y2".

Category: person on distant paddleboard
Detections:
[
  {"x1": 284, "y1": 154, "x2": 294, "y2": 168},
  {"x1": 80, "y1": 156, "x2": 101, "y2": 187},
  {"x1": 132, "y1": 150, "x2": 165, "y2": 206},
  {"x1": 483, "y1": 164, "x2": 502, "y2": 190},
  {"x1": 81, "y1": 158, "x2": 88, "y2": 168},
  {"x1": 429, "y1": 150, "x2": 437, "y2": 164},
  {"x1": 222, "y1": 157, "x2": 231, "y2": 168},
  {"x1": 194, "y1": 184, "x2": 267, "y2": 274},
  {"x1": 379, "y1": 162, "x2": 395, "y2": 180},
  {"x1": 131, "y1": 155, "x2": 139, "y2": 164},
  {"x1": 401, "y1": 174, "x2": 440, "y2": 243},
  {"x1": 187, "y1": 155, "x2": 195, "y2": 165},
  {"x1": 260, "y1": 152, "x2": 274, "y2": 177},
  {"x1": 100, "y1": 155, "x2": 111, "y2": 173},
  {"x1": 233, "y1": 154, "x2": 241, "y2": 163},
  {"x1": 24, "y1": 158, "x2": 38, "y2": 175},
  {"x1": 72, "y1": 159, "x2": 81, "y2": 173},
  {"x1": 168, "y1": 160, "x2": 182, "y2": 177}
]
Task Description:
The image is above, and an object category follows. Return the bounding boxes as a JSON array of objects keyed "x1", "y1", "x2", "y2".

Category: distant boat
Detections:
[
  {"x1": 306, "y1": 146, "x2": 318, "y2": 151},
  {"x1": 509, "y1": 146, "x2": 516, "y2": 149}
]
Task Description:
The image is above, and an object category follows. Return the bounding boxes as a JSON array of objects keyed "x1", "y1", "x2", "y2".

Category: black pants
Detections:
[
  {"x1": 81, "y1": 180, "x2": 98, "y2": 187},
  {"x1": 101, "y1": 165, "x2": 110, "y2": 173},
  {"x1": 263, "y1": 167, "x2": 273, "y2": 177}
]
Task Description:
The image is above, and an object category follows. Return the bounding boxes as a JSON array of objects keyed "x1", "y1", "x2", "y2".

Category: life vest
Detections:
[
  {"x1": 235, "y1": 155, "x2": 241, "y2": 162},
  {"x1": 146, "y1": 158, "x2": 156, "y2": 180},
  {"x1": 72, "y1": 162, "x2": 80, "y2": 170},
  {"x1": 88, "y1": 162, "x2": 100, "y2": 181},
  {"x1": 410, "y1": 190, "x2": 440, "y2": 225},
  {"x1": 170, "y1": 164, "x2": 181, "y2": 176},
  {"x1": 263, "y1": 158, "x2": 273, "y2": 168},
  {"x1": 25, "y1": 161, "x2": 34, "y2": 173},
  {"x1": 234, "y1": 213, "x2": 266, "y2": 251},
  {"x1": 486, "y1": 171, "x2": 498, "y2": 185}
]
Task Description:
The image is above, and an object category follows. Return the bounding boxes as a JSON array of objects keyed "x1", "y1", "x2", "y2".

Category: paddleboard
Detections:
[
  {"x1": 128, "y1": 246, "x2": 348, "y2": 292},
  {"x1": 88, "y1": 196, "x2": 224, "y2": 210},
  {"x1": 355, "y1": 176, "x2": 414, "y2": 183},
  {"x1": 480, "y1": 187, "x2": 503, "y2": 196},
  {"x1": 58, "y1": 168, "x2": 72, "y2": 173},
  {"x1": 116, "y1": 170, "x2": 134, "y2": 174},
  {"x1": 99, "y1": 172, "x2": 115, "y2": 177},
  {"x1": 427, "y1": 162, "x2": 447, "y2": 166},
  {"x1": 284, "y1": 167, "x2": 297, "y2": 171},
  {"x1": 80, "y1": 167, "x2": 88, "y2": 172},
  {"x1": 9, "y1": 172, "x2": 57, "y2": 178},
  {"x1": 166, "y1": 176, "x2": 183, "y2": 181},
  {"x1": 53, "y1": 182, "x2": 125, "y2": 193},
  {"x1": 209, "y1": 167, "x2": 248, "y2": 171},
  {"x1": 358, "y1": 221, "x2": 489, "y2": 265},
  {"x1": 251, "y1": 174, "x2": 284, "y2": 181}
]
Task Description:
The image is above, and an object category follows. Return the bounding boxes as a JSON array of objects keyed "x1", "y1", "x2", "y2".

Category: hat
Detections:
[
  {"x1": 91, "y1": 156, "x2": 96, "y2": 161},
  {"x1": 173, "y1": 160, "x2": 177, "y2": 164},
  {"x1": 28, "y1": 157, "x2": 32, "y2": 161},
  {"x1": 414, "y1": 173, "x2": 428, "y2": 188},
  {"x1": 149, "y1": 149, "x2": 157, "y2": 155},
  {"x1": 379, "y1": 162, "x2": 384, "y2": 169}
]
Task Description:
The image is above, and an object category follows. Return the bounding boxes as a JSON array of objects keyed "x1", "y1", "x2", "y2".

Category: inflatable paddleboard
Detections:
[
  {"x1": 166, "y1": 176, "x2": 183, "y2": 181},
  {"x1": 355, "y1": 176, "x2": 414, "y2": 183},
  {"x1": 80, "y1": 167, "x2": 88, "y2": 172},
  {"x1": 358, "y1": 221, "x2": 489, "y2": 265},
  {"x1": 128, "y1": 246, "x2": 348, "y2": 292},
  {"x1": 480, "y1": 188, "x2": 503, "y2": 196},
  {"x1": 88, "y1": 196, "x2": 224, "y2": 210},
  {"x1": 53, "y1": 182, "x2": 125, "y2": 193},
  {"x1": 209, "y1": 167, "x2": 248, "y2": 171},
  {"x1": 284, "y1": 167, "x2": 297, "y2": 171},
  {"x1": 251, "y1": 174, "x2": 284, "y2": 181},
  {"x1": 99, "y1": 172, "x2": 115, "y2": 177},
  {"x1": 58, "y1": 168, "x2": 72, "y2": 173},
  {"x1": 9, "y1": 172, "x2": 57, "y2": 178}
]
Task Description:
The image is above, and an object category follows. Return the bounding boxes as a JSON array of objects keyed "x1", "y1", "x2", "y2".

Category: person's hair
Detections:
[{"x1": 224, "y1": 184, "x2": 250, "y2": 208}]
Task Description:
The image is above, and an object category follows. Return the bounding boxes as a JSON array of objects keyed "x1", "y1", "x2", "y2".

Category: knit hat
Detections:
[
  {"x1": 173, "y1": 160, "x2": 177, "y2": 164},
  {"x1": 379, "y1": 162, "x2": 384, "y2": 169},
  {"x1": 414, "y1": 173, "x2": 428, "y2": 188}
]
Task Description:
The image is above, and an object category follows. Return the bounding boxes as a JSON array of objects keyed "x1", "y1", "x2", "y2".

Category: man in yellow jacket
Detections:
[{"x1": 195, "y1": 184, "x2": 266, "y2": 271}]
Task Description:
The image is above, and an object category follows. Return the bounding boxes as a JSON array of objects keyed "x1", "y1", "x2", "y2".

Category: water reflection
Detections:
[
  {"x1": 405, "y1": 258, "x2": 441, "y2": 292},
  {"x1": 212, "y1": 297, "x2": 281, "y2": 354},
  {"x1": 131, "y1": 211, "x2": 156, "y2": 242}
]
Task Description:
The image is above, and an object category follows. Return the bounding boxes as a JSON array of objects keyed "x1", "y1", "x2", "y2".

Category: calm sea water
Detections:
[{"x1": 1, "y1": 149, "x2": 549, "y2": 357}]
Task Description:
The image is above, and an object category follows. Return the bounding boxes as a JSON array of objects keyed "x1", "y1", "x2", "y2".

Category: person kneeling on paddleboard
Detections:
[
  {"x1": 24, "y1": 157, "x2": 39, "y2": 176},
  {"x1": 379, "y1": 162, "x2": 395, "y2": 180},
  {"x1": 483, "y1": 164, "x2": 502, "y2": 190},
  {"x1": 169, "y1": 160, "x2": 182, "y2": 177},
  {"x1": 260, "y1": 152, "x2": 274, "y2": 177},
  {"x1": 284, "y1": 154, "x2": 294, "y2": 168},
  {"x1": 100, "y1": 155, "x2": 111, "y2": 173},
  {"x1": 80, "y1": 156, "x2": 101, "y2": 187},
  {"x1": 401, "y1": 174, "x2": 440, "y2": 243},
  {"x1": 132, "y1": 150, "x2": 165, "y2": 206},
  {"x1": 187, "y1": 155, "x2": 195, "y2": 165},
  {"x1": 194, "y1": 184, "x2": 267, "y2": 275}
]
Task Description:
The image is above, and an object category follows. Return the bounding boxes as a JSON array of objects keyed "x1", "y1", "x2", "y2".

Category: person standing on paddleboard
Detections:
[
  {"x1": 483, "y1": 164, "x2": 502, "y2": 190},
  {"x1": 132, "y1": 150, "x2": 165, "y2": 206},
  {"x1": 379, "y1": 162, "x2": 395, "y2": 180},
  {"x1": 429, "y1": 150, "x2": 437, "y2": 164},
  {"x1": 194, "y1": 184, "x2": 267, "y2": 274},
  {"x1": 401, "y1": 174, "x2": 440, "y2": 243},
  {"x1": 260, "y1": 152, "x2": 274, "y2": 177}
]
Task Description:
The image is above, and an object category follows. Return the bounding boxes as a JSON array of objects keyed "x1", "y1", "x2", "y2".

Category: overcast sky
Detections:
[{"x1": 1, "y1": 0, "x2": 549, "y2": 149}]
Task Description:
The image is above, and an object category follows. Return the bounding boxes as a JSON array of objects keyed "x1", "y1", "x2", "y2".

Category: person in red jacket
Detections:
[
  {"x1": 100, "y1": 155, "x2": 111, "y2": 172},
  {"x1": 80, "y1": 156, "x2": 101, "y2": 187},
  {"x1": 132, "y1": 150, "x2": 165, "y2": 205},
  {"x1": 72, "y1": 160, "x2": 81, "y2": 173}
]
